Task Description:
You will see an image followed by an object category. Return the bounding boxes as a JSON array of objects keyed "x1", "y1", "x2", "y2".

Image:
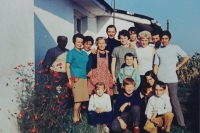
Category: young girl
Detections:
[
  {"x1": 88, "y1": 82, "x2": 112, "y2": 132},
  {"x1": 66, "y1": 33, "x2": 89, "y2": 124},
  {"x1": 87, "y1": 37, "x2": 113, "y2": 95}
]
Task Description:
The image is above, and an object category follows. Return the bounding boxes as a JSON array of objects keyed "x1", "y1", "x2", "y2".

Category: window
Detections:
[{"x1": 74, "y1": 10, "x2": 85, "y2": 34}]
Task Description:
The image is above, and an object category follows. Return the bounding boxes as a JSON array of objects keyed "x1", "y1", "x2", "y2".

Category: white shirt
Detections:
[
  {"x1": 136, "y1": 45, "x2": 154, "y2": 75},
  {"x1": 82, "y1": 49, "x2": 91, "y2": 55},
  {"x1": 88, "y1": 93, "x2": 112, "y2": 112},
  {"x1": 145, "y1": 94, "x2": 172, "y2": 119}
]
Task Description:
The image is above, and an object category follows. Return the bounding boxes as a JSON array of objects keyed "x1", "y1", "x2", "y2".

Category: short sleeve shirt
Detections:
[
  {"x1": 112, "y1": 46, "x2": 137, "y2": 77},
  {"x1": 66, "y1": 48, "x2": 89, "y2": 78},
  {"x1": 154, "y1": 44, "x2": 187, "y2": 83}
]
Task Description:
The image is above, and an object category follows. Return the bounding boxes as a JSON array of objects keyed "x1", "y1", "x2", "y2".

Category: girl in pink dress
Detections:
[{"x1": 87, "y1": 37, "x2": 113, "y2": 96}]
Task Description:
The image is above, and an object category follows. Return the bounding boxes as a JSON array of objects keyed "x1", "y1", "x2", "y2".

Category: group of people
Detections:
[{"x1": 43, "y1": 25, "x2": 189, "y2": 133}]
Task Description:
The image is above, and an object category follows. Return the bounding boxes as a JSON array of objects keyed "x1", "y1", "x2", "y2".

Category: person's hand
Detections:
[
  {"x1": 96, "y1": 107, "x2": 104, "y2": 113},
  {"x1": 176, "y1": 66, "x2": 179, "y2": 70},
  {"x1": 91, "y1": 48, "x2": 97, "y2": 54},
  {"x1": 113, "y1": 76, "x2": 116, "y2": 85},
  {"x1": 119, "y1": 119, "x2": 127, "y2": 130},
  {"x1": 129, "y1": 43, "x2": 134, "y2": 49},
  {"x1": 105, "y1": 50, "x2": 109, "y2": 53},
  {"x1": 68, "y1": 80, "x2": 72, "y2": 88},
  {"x1": 87, "y1": 70, "x2": 92, "y2": 77},
  {"x1": 119, "y1": 103, "x2": 129, "y2": 112}
]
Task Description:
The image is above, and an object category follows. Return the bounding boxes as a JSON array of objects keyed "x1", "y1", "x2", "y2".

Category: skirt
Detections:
[{"x1": 72, "y1": 78, "x2": 89, "y2": 102}]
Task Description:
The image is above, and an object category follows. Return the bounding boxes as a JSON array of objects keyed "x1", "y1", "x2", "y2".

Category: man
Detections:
[
  {"x1": 151, "y1": 30, "x2": 161, "y2": 49},
  {"x1": 82, "y1": 36, "x2": 94, "y2": 55},
  {"x1": 43, "y1": 36, "x2": 70, "y2": 110},
  {"x1": 154, "y1": 30, "x2": 190, "y2": 128},
  {"x1": 106, "y1": 25, "x2": 120, "y2": 70},
  {"x1": 128, "y1": 27, "x2": 141, "y2": 49}
]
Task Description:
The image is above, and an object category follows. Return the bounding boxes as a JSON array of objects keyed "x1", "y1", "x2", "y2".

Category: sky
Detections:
[{"x1": 105, "y1": 0, "x2": 200, "y2": 56}]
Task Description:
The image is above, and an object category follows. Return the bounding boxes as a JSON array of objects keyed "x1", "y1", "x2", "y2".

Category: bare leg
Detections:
[{"x1": 73, "y1": 102, "x2": 81, "y2": 122}]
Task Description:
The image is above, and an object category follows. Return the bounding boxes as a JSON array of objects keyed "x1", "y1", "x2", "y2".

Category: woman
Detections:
[
  {"x1": 136, "y1": 31, "x2": 156, "y2": 92},
  {"x1": 140, "y1": 70, "x2": 168, "y2": 132},
  {"x1": 66, "y1": 33, "x2": 89, "y2": 123}
]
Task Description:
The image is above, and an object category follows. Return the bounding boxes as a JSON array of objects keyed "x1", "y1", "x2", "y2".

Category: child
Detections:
[
  {"x1": 111, "y1": 78, "x2": 141, "y2": 133},
  {"x1": 144, "y1": 81, "x2": 174, "y2": 133},
  {"x1": 66, "y1": 33, "x2": 89, "y2": 123},
  {"x1": 128, "y1": 27, "x2": 141, "y2": 49},
  {"x1": 111, "y1": 29, "x2": 137, "y2": 96},
  {"x1": 82, "y1": 36, "x2": 94, "y2": 55},
  {"x1": 88, "y1": 82, "x2": 112, "y2": 133},
  {"x1": 87, "y1": 37, "x2": 113, "y2": 95},
  {"x1": 118, "y1": 53, "x2": 141, "y2": 90}
]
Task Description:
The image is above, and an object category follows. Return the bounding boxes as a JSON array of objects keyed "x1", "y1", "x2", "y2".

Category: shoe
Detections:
[
  {"x1": 73, "y1": 120, "x2": 81, "y2": 125},
  {"x1": 133, "y1": 127, "x2": 139, "y2": 133}
]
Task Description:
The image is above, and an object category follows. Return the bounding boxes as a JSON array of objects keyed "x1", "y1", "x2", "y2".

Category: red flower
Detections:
[
  {"x1": 6, "y1": 83, "x2": 8, "y2": 86},
  {"x1": 27, "y1": 62, "x2": 32, "y2": 66},
  {"x1": 44, "y1": 68, "x2": 48, "y2": 72},
  {"x1": 54, "y1": 80, "x2": 59, "y2": 83},
  {"x1": 50, "y1": 70, "x2": 54, "y2": 73},
  {"x1": 37, "y1": 60, "x2": 43, "y2": 66},
  {"x1": 34, "y1": 114, "x2": 39, "y2": 120},
  {"x1": 65, "y1": 94, "x2": 69, "y2": 98},
  {"x1": 51, "y1": 119, "x2": 55, "y2": 123},
  {"x1": 43, "y1": 98, "x2": 47, "y2": 103},
  {"x1": 45, "y1": 85, "x2": 51, "y2": 89},
  {"x1": 57, "y1": 63, "x2": 62, "y2": 66},
  {"x1": 37, "y1": 70, "x2": 43, "y2": 74},
  {"x1": 53, "y1": 72, "x2": 59, "y2": 77},
  {"x1": 18, "y1": 112, "x2": 24, "y2": 118},
  {"x1": 35, "y1": 83, "x2": 39, "y2": 86},
  {"x1": 52, "y1": 107, "x2": 55, "y2": 111},
  {"x1": 81, "y1": 105, "x2": 87, "y2": 110},
  {"x1": 70, "y1": 76, "x2": 77, "y2": 83},
  {"x1": 20, "y1": 79, "x2": 24, "y2": 82},
  {"x1": 30, "y1": 128, "x2": 37, "y2": 133},
  {"x1": 56, "y1": 99, "x2": 61, "y2": 104}
]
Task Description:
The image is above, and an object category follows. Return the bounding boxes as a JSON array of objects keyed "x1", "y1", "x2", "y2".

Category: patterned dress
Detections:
[{"x1": 88, "y1": 52, "x2": 113, "y2": 95}]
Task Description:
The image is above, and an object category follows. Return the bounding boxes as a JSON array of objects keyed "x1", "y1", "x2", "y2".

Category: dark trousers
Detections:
[
  {"x1": 88, "y1": 111, "x2": 113, "y2": 128},
  {"x1": 111, "y1": 105, "x2": 140, "y2": 133},
  {"x1": 167, "y1": 82, "x2": 185, "y2": 126}
]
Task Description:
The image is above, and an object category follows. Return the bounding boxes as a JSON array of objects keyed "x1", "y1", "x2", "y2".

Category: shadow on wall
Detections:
[
  {"x1": 34, "y1": 0, "x2": 73, "y2": 23},
  {"x1": 34, "y1": 13, "x2": 56, "y2": 65}
]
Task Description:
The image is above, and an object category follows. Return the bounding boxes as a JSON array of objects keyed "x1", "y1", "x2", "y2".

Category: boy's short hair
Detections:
[
  {"x1": 95, "y1": 37, "x2": 107, "y2": 46},
  {"x1": 124, "y1": 53, "x2": 134, "y2": 60},
  {"x1": 160, "y1": 30, "x2": 171, "y2": 40},
  {"x1": 72, "y1": 33, "x2": 84, "y2": 43},
  {"x1": 138, "y1": 30, "x2": 151, "y2": 40},
  {"x1": 128, "y1": 27, "x2": 137, "y2": 34},
  {"x1": 153, "y1": 81, "x2": 166, "y2": 90},
  {"x1": 106, "y1": 25, "x2": 117, "y2": 32},
  {"x1": 123, "y1": 78, "x2": 136, "y2": 86},
  {"x1": 83, "y1": 36, "x2": 94, "y2": 45},
  {"x1": 94, "y1": 82, "x2": 105, "y2": 91},
  {"x1": 118, "y1": 29, "x2": 130, "y2": 40},
  {"x1": 151, "y1": 30, "x2": 160, "y2": 36}
]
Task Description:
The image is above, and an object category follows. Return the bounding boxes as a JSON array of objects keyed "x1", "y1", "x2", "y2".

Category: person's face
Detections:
[
  {"x1": 107, "y1": 27, "x2": 116, "y2": 39},
  {"x1": 152, "y1": 34, "x2": 160, "y2": 44},
  {"x1": 125, "y1": 56, "x2": 134, "y2": 66},
  {"x1": 119, "y1": 35, "x2": 128, "y2": 45},
  {"x1": 140, "y1": 37, "x2": 149, "y2": 47},
  {"x1": 161, "y1": 35, "x2": 170, "y2": 46},
  {"x1": 155, "y1": 85, "x2": 165, "y2": 97},
  {"x1": 97, "y1": 39, "x2": 107, "y2": 51},
  {"x1": 146, "y1": 76, "x2": 155, "y2": 87},
  {"x1": 74, "y1": 37, "x2": 83, "y2": 50},
  {"x1": 95, "y1": 86, "x2": 106, "y2": 97},
  {"x1": 129, "y1": 31, "x2": 137, "y2": 41},
  {"x1": 57, "y1": 37, "x2": 67, "y2": 49},
  {"x1": 124, "y1": 84, "x2": 135, "y2": 95},
  {"x1": 83, "y1": 41, "x2": 92, "y2": 51}
]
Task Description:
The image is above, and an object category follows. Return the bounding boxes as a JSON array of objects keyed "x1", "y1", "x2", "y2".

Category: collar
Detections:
[
  {"x1": 94, "y1": 93, "x2": 105, "y2": 98},
  {"x1": 56, "y1": 46, "x2": 67, "y2": 52}
]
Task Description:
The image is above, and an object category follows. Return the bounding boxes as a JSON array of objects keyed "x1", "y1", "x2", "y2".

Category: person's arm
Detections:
[
  {"x1": 43, "y1": 49, "x2": 54, "y2": 72},
  {"x1": 153, "y1": 64, "x2": 159, "y2": 74},
  {"x1": 111, "y1": 57, "x2": 117, "y2": 84},
  {"x1": 118, "y1": 68, "x2": 123, "y2": 84},
  {"x1": 176, "y1": 55, "x2": 190, "y2": 70},
  {"x1": 134, "y1": 71, "x2": 141, "y2": 89},
  {"x1": 66, "y1": 63, "x2": 72, "y2": 86},
  {"x1": 145, "y1": 97, "x2": 154, "y2": 120},
  {"x1": 133, "y1": 58, "x2": 138, "y2": 70},
  {"x1": 88, "y1": 95, "x2": 95, "y2": 111},
  {"x1": 153, "y1": 53, "x2": 159, "y2": 74},
  {"x1": 117, "y1": 116, "x2": 127, "y2": 130}
]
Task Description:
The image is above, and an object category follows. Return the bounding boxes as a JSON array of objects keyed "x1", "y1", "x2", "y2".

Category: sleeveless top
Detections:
[{"x1": 136, "y1": 45, "x2": 154, "y2": 75}]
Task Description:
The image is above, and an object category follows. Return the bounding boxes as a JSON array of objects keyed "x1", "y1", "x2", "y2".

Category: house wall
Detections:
[{"x1": 0, "y1": 0, "x2": 34, "y2": 132}]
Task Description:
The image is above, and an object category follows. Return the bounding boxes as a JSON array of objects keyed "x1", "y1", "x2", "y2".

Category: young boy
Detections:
[
  {"x1": 111, "y1": 30, "x2": 137, "y2": 95},
  {"x1": 82, "y1": 36, "x2": 94, "y2": 55},
  {"x1": 118, "y1": 53, "x2": 141, "y2": 90},
  {"x1": 111, "y1": 78, "x2": 141, "y2": 133},
  {"x1": 128, "y1": 27, "x2": 141, "y2": 49},
  {"x1": 88, "y1": 82, "x2": 112, "y2": 132},
  {"x1": 144, "y1": 81, "x2": 174, "y2": 133}
]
